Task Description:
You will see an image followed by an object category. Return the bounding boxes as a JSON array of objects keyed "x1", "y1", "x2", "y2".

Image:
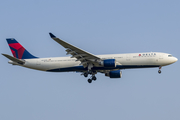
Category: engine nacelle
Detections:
[
  {"x1": 100, "y1": 59, "x2": 116, "y2": 68},
  {"x1": 105, "y1": 70, "x2": 122, "y2": 78}
]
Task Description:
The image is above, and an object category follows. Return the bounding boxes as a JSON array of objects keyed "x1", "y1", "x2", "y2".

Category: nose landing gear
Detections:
[{"x1": 158, "y1": 66, "x2": 162, "y2": 74}]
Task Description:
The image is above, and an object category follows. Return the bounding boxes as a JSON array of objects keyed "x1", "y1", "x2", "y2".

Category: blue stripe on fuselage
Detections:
[{"x1": 46, "y1": 65, "x2": 160, "y2": 72}]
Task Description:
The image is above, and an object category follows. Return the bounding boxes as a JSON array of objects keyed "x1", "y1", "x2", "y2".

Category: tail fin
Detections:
[{"x1": 6, "y1": 38, "x2": 37, "y2": 59}]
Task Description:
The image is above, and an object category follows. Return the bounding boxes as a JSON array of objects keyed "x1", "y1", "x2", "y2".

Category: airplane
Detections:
[{"x1": 2, "y1": 33, "x2": 178, "y2": 83}]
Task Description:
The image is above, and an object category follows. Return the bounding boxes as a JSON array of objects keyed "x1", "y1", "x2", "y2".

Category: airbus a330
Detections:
[{"x1": 2, "y1": 33, "x2": 178, "y2": 83}]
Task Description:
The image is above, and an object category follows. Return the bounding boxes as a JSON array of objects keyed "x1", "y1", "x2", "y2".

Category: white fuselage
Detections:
[{"x1": 10, "y1": 52, "x2": 177, "y2": 72}]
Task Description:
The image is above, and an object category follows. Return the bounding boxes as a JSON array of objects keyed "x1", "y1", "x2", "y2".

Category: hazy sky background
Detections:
[{"x1": 0, "y1": 0, "x2": 180, "y2": 120}]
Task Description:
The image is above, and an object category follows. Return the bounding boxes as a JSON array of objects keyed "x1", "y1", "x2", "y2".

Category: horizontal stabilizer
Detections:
[{"x1": 2, "y1": 53, "x2": 25, "y2": 65}]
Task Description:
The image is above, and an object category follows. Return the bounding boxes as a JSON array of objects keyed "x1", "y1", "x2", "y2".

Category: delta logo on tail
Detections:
[{"x1": 6, "y1": 38, "x2": 37, "y2": 59}]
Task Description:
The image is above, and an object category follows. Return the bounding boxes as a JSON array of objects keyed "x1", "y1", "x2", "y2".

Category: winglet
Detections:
[{"x1": 49, "y1": 33, "x2": 56, "y2": 38}]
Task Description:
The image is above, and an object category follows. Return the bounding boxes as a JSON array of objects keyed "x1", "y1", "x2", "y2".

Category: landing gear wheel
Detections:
[
  {"x1": 92, "y1": 76, "x2": 97, "y2": 81},
  {"x1": 88, "y1": 79, "x2": 92, "y2": 83},
  {"x1": 84, "y1": 72, "x2": 88, "y2": 77},
  {"x1": 158, "y1": 70, "x2": 161, "y2": 74}
]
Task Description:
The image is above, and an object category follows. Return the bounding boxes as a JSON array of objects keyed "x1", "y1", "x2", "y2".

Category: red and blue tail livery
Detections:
[{"x1": 6, "y1": 38, "x2": 37, "y2": 59}]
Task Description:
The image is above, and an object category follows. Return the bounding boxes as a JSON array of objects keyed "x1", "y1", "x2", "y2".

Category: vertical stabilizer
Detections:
[{"x1": 6, "y1": 38, "x2": 37, "y2": 59}]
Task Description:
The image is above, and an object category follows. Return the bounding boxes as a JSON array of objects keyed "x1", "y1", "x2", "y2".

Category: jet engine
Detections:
[
  {"x1": 99, "y1": 59, "x2": 116, "y2": 68},
  {"x1": 105, "y1": 70, "x2": 122, "y2": 78}
]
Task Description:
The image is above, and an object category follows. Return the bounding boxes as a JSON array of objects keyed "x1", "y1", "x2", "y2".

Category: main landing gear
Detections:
[
  {"x1": 84, "y1": 72, "x2": 88, "y2": 77},
  {"x1": 83, "y1": 63, "x2": 97, "y2": 83},
  {"x1": 87, "y1": 75, "x2": 97, "y2": 83},
  {"x1": 83, "y1": 71, "x2": 97, "y2": 83},
  {"x1": 158, "y1": 66, "x2": 162, "y2": 74}
]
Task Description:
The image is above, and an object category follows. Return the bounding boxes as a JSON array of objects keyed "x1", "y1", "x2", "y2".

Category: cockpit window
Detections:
[{"x1": 168, "y1": 55, "x2": 173, "y2": 57}]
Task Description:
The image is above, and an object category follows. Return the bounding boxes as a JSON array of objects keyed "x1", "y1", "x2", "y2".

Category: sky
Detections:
[{"x1": 0, "y1": 0, "x2": 180, "y2": 120}]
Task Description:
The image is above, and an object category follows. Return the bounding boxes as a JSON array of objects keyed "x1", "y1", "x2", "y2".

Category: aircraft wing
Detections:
[{"x1": 49, "y1": 33, "x2": 101, "y2": 67}]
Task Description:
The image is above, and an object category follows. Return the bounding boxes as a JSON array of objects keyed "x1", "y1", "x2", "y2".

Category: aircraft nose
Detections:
[
  {"x1": 174, "y1": 57, "x2": 178, "y2": 62},
  {"x1": 168, "y1": 56, "x2": 178, "y2": 65},
  {"x1": 171, "y1": 57, "x2": 178, "y2": 63}
]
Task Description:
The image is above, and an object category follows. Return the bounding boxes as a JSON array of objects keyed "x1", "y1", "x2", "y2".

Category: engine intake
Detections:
[
  {"x1": 100, "y1": 59, "x2": 116, "y2": 68},
  {"x1": 105, "y1": 70, "x2": 122, "y2": 78}
]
